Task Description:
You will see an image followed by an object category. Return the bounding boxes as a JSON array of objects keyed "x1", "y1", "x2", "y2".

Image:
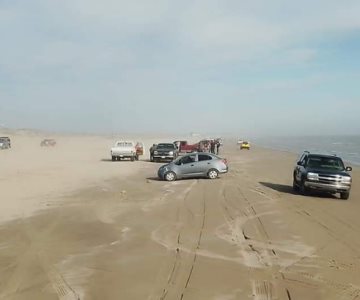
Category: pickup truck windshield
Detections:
[
  {"x1": 116, "y1": 142, "x2": 133, "y2": 147},
  {"x1": 157, "y1": 144, "x2": 175, "y2": 149},
  {"x1": 307, "y1": 157, "x2": 345, "y2": 171}
]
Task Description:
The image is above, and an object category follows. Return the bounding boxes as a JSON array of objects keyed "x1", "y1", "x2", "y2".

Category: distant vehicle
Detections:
[
  {"x1": 150, "y1": 143, "x2": 178, "y2": 162},
  {"x1": 293, "y1": 151, "x2": 352, "y2": 200},
  {"x1": 240, "y1": 141, "x2": 250, "y2": 150},
  {"x1": 173, "y1": 140, "x2": 199, "y2": 153},
  {"x1": 111, "y1": 141, "x2": 138, "y2": 161},
  {"x1": 158, "y1": 152, "x2": 228, "y2": 181},
  {"x1": 40, "y1": 139, "x2": 56, "y2": 147},
  {"x1": 135, "y1": 142, "x2": 144, "y2": 161},
  {"x1": 0, "y1": 137, "x2": 11, "y2": 150},
  {"x1": 237, "y1": 139, "x2": 244, "y2": 145}
]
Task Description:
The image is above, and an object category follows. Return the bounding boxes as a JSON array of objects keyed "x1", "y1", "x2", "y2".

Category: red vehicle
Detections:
[
  {"x1": 135, "y1": 142, "x2": 144, "y2": 160},
  {"x1": 173, "y1": 141, "x2": 199, "y2": 153}
]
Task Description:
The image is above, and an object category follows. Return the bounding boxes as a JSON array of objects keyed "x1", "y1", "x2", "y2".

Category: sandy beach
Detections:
[{"x1": 1, "y1": 131, "x2": 360, "y2": 300}]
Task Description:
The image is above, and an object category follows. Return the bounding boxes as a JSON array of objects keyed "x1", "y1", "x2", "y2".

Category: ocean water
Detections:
[{"x1": 253, "y1": 135, "x2": 360, "y2": 166}]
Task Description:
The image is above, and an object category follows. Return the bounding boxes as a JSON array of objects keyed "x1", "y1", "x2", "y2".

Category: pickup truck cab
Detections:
[{"x1": 111, "y1": 141, "x2": 137, "y2": 161}]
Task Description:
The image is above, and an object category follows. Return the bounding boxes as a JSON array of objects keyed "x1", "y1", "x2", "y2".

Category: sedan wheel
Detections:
[
  {"x1": 165, "y1": 171, "x2": 176, "y2": 182},
  {"x1": 208, "y1": 169, "x2": 219, "y2": 179}
]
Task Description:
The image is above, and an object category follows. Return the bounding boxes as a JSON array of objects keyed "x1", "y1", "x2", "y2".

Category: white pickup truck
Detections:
[{"x1": 111, "y1": 141, "x2": 137, "y2": 161}]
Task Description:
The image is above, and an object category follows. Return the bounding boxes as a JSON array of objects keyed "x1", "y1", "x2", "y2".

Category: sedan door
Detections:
[
  {"x1": 196, "y1": 154, "x2": 215, "y2": 176},
  {"x1": 177, "y1": 154, "x2": 199, "y2": 177}
]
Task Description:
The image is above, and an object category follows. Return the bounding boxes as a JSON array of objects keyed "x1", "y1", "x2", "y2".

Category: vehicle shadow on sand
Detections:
[
  {"x1": 146, "y1": 177, "x2": 200, "y2": 182},
  {"x1": 259, "y1": 182, "x2": 296, "y2": 195},
  {"x1": 259, "y1": 182, "x2": 339, "y2": 200},
  {"x1": 146, "y1": 177, "x2": 162, "y2": 181},
  {"x1": 100, "y1": 158, "x2": 142, "y2": 162}
]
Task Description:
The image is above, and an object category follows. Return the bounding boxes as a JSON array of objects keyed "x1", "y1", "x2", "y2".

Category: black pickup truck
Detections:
[
  {"x1": 293, "y1": 151, "x2": 352, "y2": 199},
  {"x1": 150, "y1": 143, "x2": 178, "y2": 162}
]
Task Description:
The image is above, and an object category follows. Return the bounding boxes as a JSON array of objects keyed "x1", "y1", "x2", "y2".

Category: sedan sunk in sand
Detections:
[{"x1": 158, "y1": 152, "x2": 228, "y2": 181}]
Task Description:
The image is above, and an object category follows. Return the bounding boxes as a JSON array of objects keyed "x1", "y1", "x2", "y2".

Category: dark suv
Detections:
[{"x1": 293, "y1": 151, "x2": 352, "y2": 199}]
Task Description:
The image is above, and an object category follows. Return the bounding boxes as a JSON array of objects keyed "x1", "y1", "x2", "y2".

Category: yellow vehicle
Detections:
[{"x1": 240, "y1": 141, "x2": 250, "y2": 150}]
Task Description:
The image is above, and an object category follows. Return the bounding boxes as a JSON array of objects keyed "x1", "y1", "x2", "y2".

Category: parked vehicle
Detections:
[
  {"x1": 0, "y1": 137, "x2": 11, "y2": 148},
  {"x1": 150, "y1": 143, "x2": 178, "y2": 162},
  {"x1": 158, "y1": 152, "x2": 228, "y2": 181},
  {"x1": 173, "y1": 140, "x2": 199, "y2": 153},
  {"x1": 0, "y1": 137, "x2": 11, "y2": 150},
  {"x1": 240, "y1": 141, "x2": 250, "y2": 150},
  {"x1": 293, "y1": 151, "x2": 352, "y2": 199},
  {"x1": 135, "y1": 142, "x2": 144, "y2": 160},
  {"x1": 111, "y1": 141, "x2": 138, "y2": 161},
  {"x1": 40, "y1": 139, "x2": 56, "y2": 147}
]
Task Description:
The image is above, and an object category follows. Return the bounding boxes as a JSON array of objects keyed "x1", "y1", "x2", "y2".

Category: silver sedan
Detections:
[{"x1": 157, "y1": 152, "x2": 228, "y2": 181}]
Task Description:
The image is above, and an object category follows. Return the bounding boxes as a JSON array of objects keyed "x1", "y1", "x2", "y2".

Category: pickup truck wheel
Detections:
[
  {"x1": 340, "y1": 192, "x2": 350, "y2": 200},
  {"x1": 300, "y1": 180, "x2": 309, "y2": 196},
  {"x1": 292, "y1": 178, "x2": 299, "y2": 191},
  {"x1": 208, "y1": 169, "x2": 219, "y2": 179},
  {"x1": 164, "y1": 171, "x2": 176, "y2": 181}
]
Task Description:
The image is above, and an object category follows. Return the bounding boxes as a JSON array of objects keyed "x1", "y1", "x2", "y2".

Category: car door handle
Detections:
[{"x1": 190, "y1": 164, "x2": 194, "y2": 166}]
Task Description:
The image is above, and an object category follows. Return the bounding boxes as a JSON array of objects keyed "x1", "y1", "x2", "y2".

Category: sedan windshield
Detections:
[{"x1": 307, "y1": 157, "x2": 345, "y2": 171}]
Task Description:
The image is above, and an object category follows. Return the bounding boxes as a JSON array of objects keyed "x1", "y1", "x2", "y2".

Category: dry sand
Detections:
[{"x1": 0, "y1": 131, "x2": 360, "y2": 299}]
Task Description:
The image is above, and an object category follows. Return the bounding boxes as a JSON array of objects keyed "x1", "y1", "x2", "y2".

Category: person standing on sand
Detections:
[
  {"x1": 210, "y1": 140, "x2": 215, "y2": 154},
  {"x1": 149, "y1": 144, "x2": 157, "y2": 161},
  {"x1": 216, "y1": 140, "x2": 220, "y2": 154}
]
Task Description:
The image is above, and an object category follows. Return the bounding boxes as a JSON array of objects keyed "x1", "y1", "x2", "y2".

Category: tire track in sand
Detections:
[
  {"x1": 152, "y1": 180, "x2": 206, "y2": 300},
  {"x1": 0, "y1": 216, "x2": 80, "y2": 300},
  {"x1": 219, "y1": 183, "x2": 279, "y2": 299}
]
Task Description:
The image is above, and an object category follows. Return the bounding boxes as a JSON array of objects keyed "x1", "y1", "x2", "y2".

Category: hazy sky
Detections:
[{"x1": 0, "y1": 0, "x2": 359, "y2": 136}]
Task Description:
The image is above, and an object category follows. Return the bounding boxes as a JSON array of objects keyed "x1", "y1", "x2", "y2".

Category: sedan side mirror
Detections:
[{"x1": 346, "y1": 166, "x2": 352, "y2": 172}]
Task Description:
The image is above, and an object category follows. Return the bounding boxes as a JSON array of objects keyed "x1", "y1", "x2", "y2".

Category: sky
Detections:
[{"x1": 0, "y1": 0, "x2": 359, "y2": 136}]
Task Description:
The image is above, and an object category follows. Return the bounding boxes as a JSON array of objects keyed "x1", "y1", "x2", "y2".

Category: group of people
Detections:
[{"x1": 199, "y1": 139, "x2": 221, "y2": 155}]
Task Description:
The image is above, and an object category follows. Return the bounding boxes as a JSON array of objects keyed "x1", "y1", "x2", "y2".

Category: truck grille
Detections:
[
  {"x1": 157, "y1": 151, "x2": 170, "y2": 155},
  {"x1": 318, "y1": 174, "x2": 343, "y2": 184}
]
